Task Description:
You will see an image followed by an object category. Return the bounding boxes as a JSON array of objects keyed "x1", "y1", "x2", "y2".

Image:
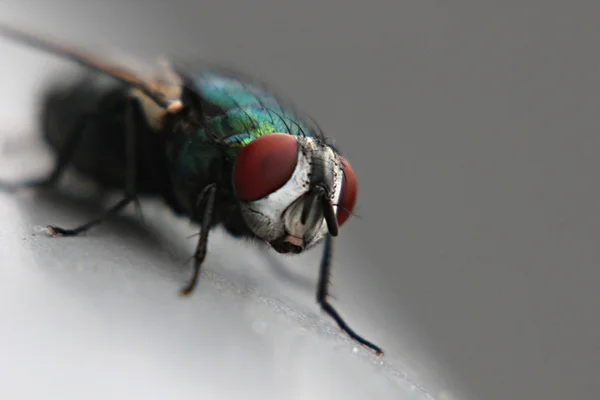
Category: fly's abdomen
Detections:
[
  {"x1": 40, "y1": 76, "x2": 129, "y2": 186},
  {"x1": 39, "y1": 75, "x2": 169, "y2": 194}
]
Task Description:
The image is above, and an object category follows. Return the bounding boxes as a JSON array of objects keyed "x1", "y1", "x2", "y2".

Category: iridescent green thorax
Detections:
[
  {"x1": 195, "y1": 71, "x2": 318, "y2": 148},
  {"x1": 171, "y1": 71, "x2": 321, "y2": 197}
]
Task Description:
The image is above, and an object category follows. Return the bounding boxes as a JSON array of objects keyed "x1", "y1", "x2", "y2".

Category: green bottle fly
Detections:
[{"x1": 0, "y1": 24, "x2": 382, "y2": 356}]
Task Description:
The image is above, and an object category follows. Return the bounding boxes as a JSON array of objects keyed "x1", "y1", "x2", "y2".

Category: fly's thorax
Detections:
[{"x1": 233, "y1": 134, "x2": 345, "y2": 254}]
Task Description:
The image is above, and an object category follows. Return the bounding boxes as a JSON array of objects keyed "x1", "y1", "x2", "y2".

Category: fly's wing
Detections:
[{"x1": 0, "y1": 23, "x2": 183, "y2": 114}]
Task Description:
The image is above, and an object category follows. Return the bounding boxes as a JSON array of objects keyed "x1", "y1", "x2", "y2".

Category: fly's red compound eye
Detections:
[
  {"x1": 233, "y1": 133, "x2": 299, "y2": 201},
  {"x1": 336, "y1": 157, "x2": 358, "y2": 227}
]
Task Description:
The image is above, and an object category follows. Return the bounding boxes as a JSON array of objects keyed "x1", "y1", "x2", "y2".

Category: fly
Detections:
[{"x1": 0, "y1": 24, "x2": 383, "y2": 356}]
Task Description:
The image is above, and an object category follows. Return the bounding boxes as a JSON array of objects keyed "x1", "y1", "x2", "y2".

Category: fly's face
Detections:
[{"x1": 232, "y1": 133, "x2": 357, "y2": 254}]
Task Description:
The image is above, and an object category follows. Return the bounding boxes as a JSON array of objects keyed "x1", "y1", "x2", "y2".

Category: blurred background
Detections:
[{"x1": 1, "y1": 1, "x2": 600, "y2": 399}]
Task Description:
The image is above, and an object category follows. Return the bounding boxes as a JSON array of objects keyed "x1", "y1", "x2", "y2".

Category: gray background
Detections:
[{"x1": 1, "y1": 1, "x2": 599, "y2": 399}]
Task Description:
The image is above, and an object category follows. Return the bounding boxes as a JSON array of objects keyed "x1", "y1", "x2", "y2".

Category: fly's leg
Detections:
[
  {"x1": 179, "y1": 183, "x2": 217, "y2": 296},
  {"x1": 46, "y1": 96, "x2": 142, "y2": 237},
  {"x1": 48, "y1": 196, "x2": 134, "y2": 236},
  {"x1": 0, "y1": 110, "x2": 95, "y2": 193},
  {"x1": 316, "y1": 234, "x2": 384, "y2": 356}
]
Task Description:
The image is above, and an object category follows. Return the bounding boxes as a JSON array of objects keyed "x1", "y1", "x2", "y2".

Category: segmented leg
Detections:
[
  {"x1": 316, "y1": 234, "x2": 384, "y2": 356},
  {"x1": 46, "y1": 96, "x2": 143, "y2": 236},
  {"x1": 180, "y1": 183, "x2": 217, "y2": 296},
  {"x1": 47, "y1": 196, "x2": 134, "y2": 236}
]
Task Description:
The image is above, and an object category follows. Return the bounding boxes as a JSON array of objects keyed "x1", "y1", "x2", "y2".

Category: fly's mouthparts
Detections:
[{"x1": 270, "y1": 236, "x2": 303, "y2": 254}]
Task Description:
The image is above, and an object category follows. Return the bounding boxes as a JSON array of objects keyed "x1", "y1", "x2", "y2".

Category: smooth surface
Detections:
[
  {"x1": 0, "y1": 191, "x2": 428, "y2": 400},
  {"x1": 2, "y1": 1, "x2": 600, "y2": 400}
]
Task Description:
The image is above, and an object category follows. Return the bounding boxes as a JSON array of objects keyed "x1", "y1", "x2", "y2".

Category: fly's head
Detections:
[{"x1": 232, "y1": 133, "x2": 357, "y2": 254}]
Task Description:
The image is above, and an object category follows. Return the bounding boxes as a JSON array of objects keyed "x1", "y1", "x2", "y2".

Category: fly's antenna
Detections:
[{"x1": 0, "y1": 23, "x2": 182, "y2": 113}]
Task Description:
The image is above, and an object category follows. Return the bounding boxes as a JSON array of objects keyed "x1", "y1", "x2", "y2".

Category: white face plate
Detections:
[{"x1": 238, "y1": 136, "x2": 344, "y2": 251}]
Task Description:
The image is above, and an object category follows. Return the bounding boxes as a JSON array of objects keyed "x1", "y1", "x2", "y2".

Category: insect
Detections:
[{"x1": 0, "y1": 24, "x2": 383, "y2": 356}]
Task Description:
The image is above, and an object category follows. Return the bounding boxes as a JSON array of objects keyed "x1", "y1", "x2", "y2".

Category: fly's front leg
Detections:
[
  {"x1": 46, "y1": 96, "x2": 143, "y2": 237},
  {"x1": 316, "y1": 234, "x2": 384, "y2": 356}
]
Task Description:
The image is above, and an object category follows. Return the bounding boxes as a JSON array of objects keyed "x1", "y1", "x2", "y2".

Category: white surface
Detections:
[{"x1": 0, "y1": 190, "x2": 429, "y2": 400}]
